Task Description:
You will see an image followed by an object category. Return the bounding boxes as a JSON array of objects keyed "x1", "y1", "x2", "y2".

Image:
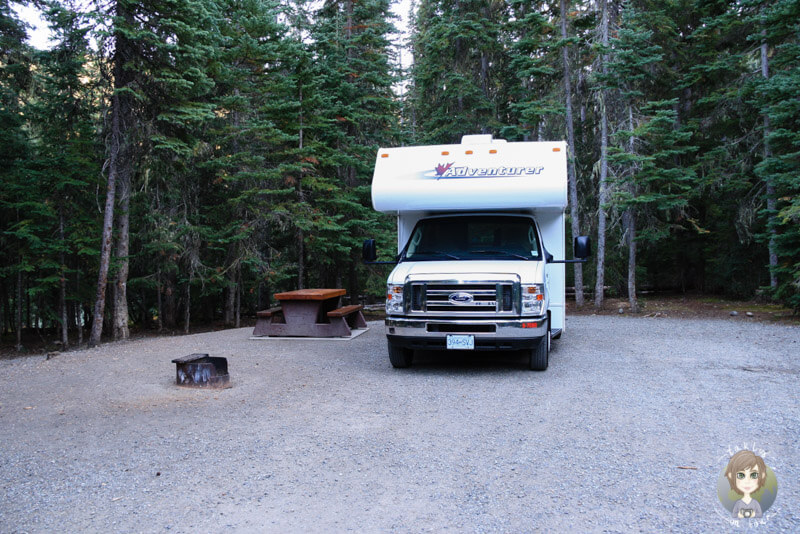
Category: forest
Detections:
[{"x1": 1, "y1": 0, "x2": 798, "y2": 351}]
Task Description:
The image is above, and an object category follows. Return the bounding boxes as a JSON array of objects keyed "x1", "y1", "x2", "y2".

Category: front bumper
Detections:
[{"x1": 386, "y1": 315, "x2": 547, "y2": 351}]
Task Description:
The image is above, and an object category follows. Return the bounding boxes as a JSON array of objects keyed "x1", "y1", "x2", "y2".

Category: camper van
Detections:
[{"x1": 363, "y1": 135, "x2": 590, "y2": 370}]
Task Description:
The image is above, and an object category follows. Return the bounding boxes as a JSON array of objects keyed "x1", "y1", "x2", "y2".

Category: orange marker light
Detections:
[
  {"x1": 381, "y1": 153, "x2": 389, "y2": 158},
  {"x1": 553, "y1": 147, "x2": 561, "y2": 152},
  {"x1": 465, "y1": 150, "x2": 473, "y2": 155},
  {"x1": 489, "y1": 149, "x2": 497, "y2": 154},
  {"x1": 441, "y1": 151, "x2": 450, "y2": 156}
]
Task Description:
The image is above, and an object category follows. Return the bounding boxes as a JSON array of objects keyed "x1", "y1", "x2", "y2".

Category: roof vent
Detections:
[{"x1": 460, "y1": 134, "x2": 494, "y2": 144}]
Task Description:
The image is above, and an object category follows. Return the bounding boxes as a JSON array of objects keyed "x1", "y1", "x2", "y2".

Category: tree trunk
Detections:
[
  {"x1": 297, "y1": 229, "x2": 305, "y2": 289},
  {"x1": 296, "y1": 83, "x2": 306, "y2": 291},
  {"x1": 113, "y1": 166, "x2": 131, "y2": 340},
  {"x1": 224, "y1": 279, "x2": 236, "y2": 326},
  {"x1": 183, "y1": 276, "x2": 191, "y2": 335},
  {"x1": 594, "y1": 0, "x2": 610, "y2": 308},
  {"x1": 480, "y1": 52, "x2": 490, "y2": 102},
  {"x1": 235, "y1": 267, "x2": 241, "y2": 328},
  {"x1": 33, "y1": 295, "x2": 40, "y2": 336},
  {"x1": 75, "y1": 268, "x2": 83, "y2": 345},
  {"x1": 138, "y1": 289, "x2": 146, "y2": 329},
  {"x1": 224, "y1": 245, "x2": 236, "y2": 326},
  {"x1": 560, "y1": 0, "x2": 584, "y2": 306},
  {"x1": 298, "y1": 84, "x2": 304, "y2": 155},
  {"x1": 164, "y1": 274, "x2": 176, "y2": 329},
  {"x1": 26, "y1": 278, "x2": 31, "y2": 334},
  {"x1": 225, "y1": 92, "x2": 242, "y2": 328},
  {"x1": 0, "y1": 280, "x2": 5, "y2": 336},
  {"x1": 110, "y1": 2, "x2": 136, "y2": 342},
  {"x1": 761, "y1": 34, "x2": 778, "y2": 290},
  {"x1": 156, "y1": 269, "x2": 164, "y2": 332},
  {"x1": 16, "y1": 269, "x2": 23, "y2": 352},
  {"x1": 59, "y1": 211, "x2": 69, "y2": 348},
  {"x1": 88, "y1": 95, "x2": 118, "y2": 347},
  {"x1": 624, "y1": 208, "x2": 638, "y2": 312},
  {"x1": 625, "y1": 105, "x2": 638, "y2": 313},
  {"x1": 349, "y1": 255, "x2": 359, "y2": 305},
  {"x1": 89, "y1": 3, "x2": 134, "y2": 347}
]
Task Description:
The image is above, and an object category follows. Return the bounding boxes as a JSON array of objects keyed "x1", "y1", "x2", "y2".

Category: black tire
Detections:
[
  {"x1": 388, "y1": 341, "x2": 413, "y2": 368},
  {"x1": 528, "y1": 330, "x2": 550, "y2": 371}
]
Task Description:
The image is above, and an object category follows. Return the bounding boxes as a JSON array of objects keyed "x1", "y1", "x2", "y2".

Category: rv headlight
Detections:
[
  {"x1": 521, "y1": 284, "x2": 545, "y2": 316},
  {"x1": 386, "y1": 284, "x2": 404, "y2": 315}
]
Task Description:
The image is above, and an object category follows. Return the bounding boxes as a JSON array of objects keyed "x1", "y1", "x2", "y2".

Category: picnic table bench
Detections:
[{"x1": 252, "y1": 288, "x2": 367, "y2": 338}]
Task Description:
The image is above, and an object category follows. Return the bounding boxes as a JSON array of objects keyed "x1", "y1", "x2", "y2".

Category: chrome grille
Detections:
[{"x1": 408, "y1": 280, "x2": 518, "y2": 316}]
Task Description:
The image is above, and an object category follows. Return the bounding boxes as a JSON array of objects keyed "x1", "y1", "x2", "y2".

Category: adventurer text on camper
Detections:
[{"x1": 433, "y1": 164, "x2": 544, "y2": 178}]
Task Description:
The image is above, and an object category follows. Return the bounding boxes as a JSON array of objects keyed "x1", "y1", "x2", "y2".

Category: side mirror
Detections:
[
  {"x1": 574, "y1": 236, "x2": 591, "y2": 259},
  {"x1": 363, "y1": 239, "x2": 377, "y2": 262}
]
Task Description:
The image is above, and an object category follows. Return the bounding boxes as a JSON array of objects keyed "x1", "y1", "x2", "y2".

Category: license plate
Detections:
[{"x1": 446, "y1": 334, "x2": 474, "y2": 350}]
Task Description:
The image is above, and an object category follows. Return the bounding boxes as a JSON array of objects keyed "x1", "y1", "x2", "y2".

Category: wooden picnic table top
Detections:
[{"x1": 274, "y1": 288, "x2": 346, "y2": 301}]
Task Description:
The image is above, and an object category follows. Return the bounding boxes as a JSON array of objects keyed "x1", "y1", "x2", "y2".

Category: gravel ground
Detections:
[{"x1": 0, "y1": 315, "x2": 798, "y2": 533}]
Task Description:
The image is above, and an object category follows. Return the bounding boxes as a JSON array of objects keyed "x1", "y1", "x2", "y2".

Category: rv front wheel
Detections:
[
  {"x1": 528, "y1": 330, "x2": 550, "y2": 371},
  {"x1": 388, "y1": 341, "x2": 413, "y2": 368}
]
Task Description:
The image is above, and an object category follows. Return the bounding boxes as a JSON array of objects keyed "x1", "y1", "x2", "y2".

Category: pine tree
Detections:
[
  {"x1": 89, "y1": 0, "x2": 221, "y2": 345},
  {"x1": 26, "y1": 2, "x2": 102, "y2": 347},
  {"x1": 201, "y1": 0, "x2": 301, "y2": 322},
  {"x1": 593, "y1": 0, "x2": 612, "y2": 308},
  {"x1": 410, "y1": 0, "x2": 508, "y2": 144},
  {"x1": 604, "y1": 0, "x2": 695, "y2": 307},
  {"x1": 304, "y1": 0, "x2": 400, "y2": 297},
  {"x1": 504, "y1": 0, "x2": 561, "y2": 141},
  {"x1": 558, "y1": 0, "x2": 586, "y2": 306},
  {"x1": 681, "y1": 0, "x2": 776, "y2": 298},
  {"x1": 0, "y1": 1, "x2": 33, "y2": 350},
  {"x1": 754, "y1": 0, "x2": 800, "y2": 310}
]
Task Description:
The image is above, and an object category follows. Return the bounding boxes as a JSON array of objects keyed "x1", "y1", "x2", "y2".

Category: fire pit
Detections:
[{"x1": 171, "y1": 354, "x2": 230, "y2": 388}]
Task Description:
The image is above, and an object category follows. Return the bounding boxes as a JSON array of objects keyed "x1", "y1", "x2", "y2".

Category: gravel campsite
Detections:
[{"x1": 1, "y1": 315, "x2": 798, "y2": 532}]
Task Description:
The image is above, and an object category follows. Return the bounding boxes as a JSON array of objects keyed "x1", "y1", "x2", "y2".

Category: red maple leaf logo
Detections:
[{"x1": 435, "y1": 162, "x2": 454, "y2": 176}]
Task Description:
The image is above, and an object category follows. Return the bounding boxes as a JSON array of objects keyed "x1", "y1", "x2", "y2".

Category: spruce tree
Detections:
[
  {"x1": 682, "y1": 0, "x2": 777, "y2": 297},
  {"x1": 558, "y1": 0, "x2": 586, "y2": 306},
  {"x1": 0, "y1": 1, "x2": 33, "y2": 349},
  {"x1": 410, "y1": 0, "x2": 508, "y2": 144},
  {"x1": 753, "y1": 0, "x2": 800, "y2": 310},
  {"x1": 305, "y1": 0, "x2": 400, "y2": 296},
  {"x1": 89, "y1": 0, "x2": 220, "y2": 344},
  {"x1": 604, "y1": 0, "x2": 696, "y2": 305},
  {"x1": 202, "y1": 0, "x2": 301, "y2": 320},
  {"x1": 504, "y1": 0, "x2": 561, "y2": 141},
  {"x1": 27, "y1": 2, "x2": 102, "y2": 347}
]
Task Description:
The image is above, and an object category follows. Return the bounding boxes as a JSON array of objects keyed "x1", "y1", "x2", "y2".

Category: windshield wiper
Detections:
[
  {"x1": 411, "y1": 250, "x2": 461, "y2": 260},
  {"x1": 469, "y1": 250, "x2": 530, "y2": 261}
]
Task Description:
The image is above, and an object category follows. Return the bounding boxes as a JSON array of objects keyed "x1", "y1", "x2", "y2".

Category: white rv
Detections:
[{"x1": 363, "y1": 135, "x2": 590, "y2": 370}]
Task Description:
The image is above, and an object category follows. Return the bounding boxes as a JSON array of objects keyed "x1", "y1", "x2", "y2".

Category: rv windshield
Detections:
[{"x1": 403, "y1": 216, "x2": 542, "y2": 262}]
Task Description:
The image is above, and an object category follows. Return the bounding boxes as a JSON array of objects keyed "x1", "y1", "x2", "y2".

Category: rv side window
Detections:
[{"x1": 403, "y1": 216, "x2": 541, "y2": 261}]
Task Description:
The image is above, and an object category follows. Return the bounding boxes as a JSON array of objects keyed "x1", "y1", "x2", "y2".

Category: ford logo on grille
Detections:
[{"x1": 449, "y1": 292, "x2": 474, "y2": 305}]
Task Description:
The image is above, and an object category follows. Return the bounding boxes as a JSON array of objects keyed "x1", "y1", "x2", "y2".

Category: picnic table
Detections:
[{"x1": 252, "y1": 288, "x2": 367, "y2": 338}]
